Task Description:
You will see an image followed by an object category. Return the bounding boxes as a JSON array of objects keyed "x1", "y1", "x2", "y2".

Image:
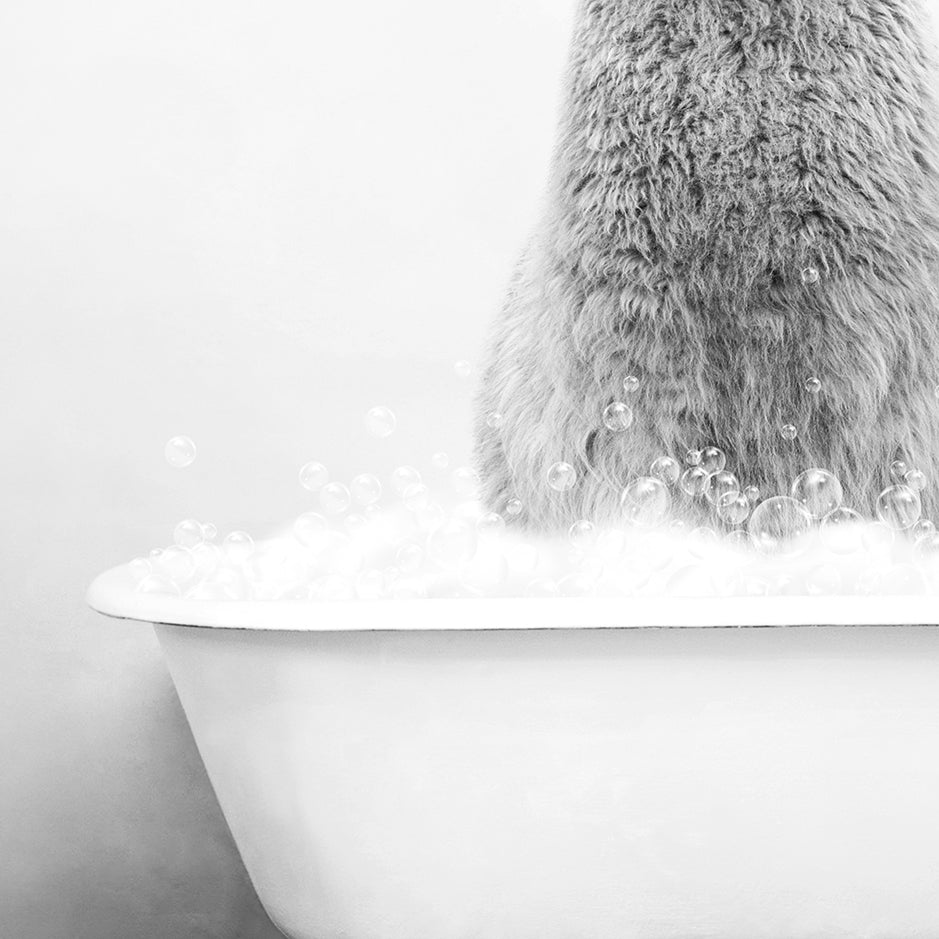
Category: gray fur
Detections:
[{"x1": 474, "y1": 0, "x2": 939, "y2": 531}]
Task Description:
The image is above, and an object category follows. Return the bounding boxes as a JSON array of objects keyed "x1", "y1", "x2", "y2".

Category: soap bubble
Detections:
[
  {"x1": 477, "y1": 511, "x2": 506, "y2": 535},
  {"x1": 165, "y1": 435, "x2": 196, "y2": 468},
  {"x1": 299, "y1": 461, "x2": 329, "y2": 492},
  {"x1": 454, "y1": 360, "x2": 473, "y2": 378},
  {"x1": 365, "y1": 406, "x2": 396, "y2": 438},
  {"x1": 294, "y1": 512, "x2": 329, "y2": 547},
  {"x1": 402, "y1": 483, "x2": 431, "y2": 511},
  {"x1": 747, "y1": 496, "x2": 812, "y2": 555},
  {"x1": 428, "y1": 517, "x2": 478, "y2": 569},
  {"x1": 603, "y1": 402, "x2": 634, "y2": 432},
  {"x1": 432, "y1": 451, "x2": 449, "y2": 469},
  {"x1": 223, "y1": 531, "x2": 254, "y2": 563},
  {"x1": 506, "y1": 498, "x2": 523, "y2": 516},
  {"x1": 568, "y1": 519, "x2": 596, "y2": 547},
  {"x1": 623, "y1": 375, "x2": 640, "y2": 393},
  {"x1": 621, "y1": 476, "x2": 670, "y2": 526},
  {"x1": 801, "y1": 266, "x2": 820, "y2": 285},
  {"x1": 452, "y1": 466, "x2": 480, "y2": 499},
  {"x1": 820, "y1": 507, "x2": 863, "y2": 554},
  {"x1": 905, "y1": 469, "x2": 927, "y2": 491},
  {"x1": 156, "y1": 546, "x2": 197, "y2": 582},
  {"x1": 679, "y1": 466, "x2": 710, "y2": 497},
  {"x1": 890, "y1": 459, "x2": 908, "y2": 482},
  {"x1": 201, "y1": 522, "x2": 217, "y2": 541},
  {"x1": 704, "y1": 470, "x2": 739, "y2": 506},
  {"x1": 685, "y1": 448, "x2": 702, "y2": 466},
  {"x1": 780, "y1": 424, "x2": 798, "y2": 441},
  {"x1": 486, "y1": 411, "x2": 504, "y2": 430},
  {"x1": 743, "y1": 485, "x2": 761, "y2": 504},
  {"x1": 391, "y1": 465, "x2": 422, "y2": 495},
  {"x1": 344, "y1": 513, "x2": 368, "y2": 534},
  {"x1": 913, "y1": 519, "x2": 937, "y2": 541},
  {"x1": 650, "y1": 456, "x2": 681, "y2": 485},
  {"x1": 791, "y1": 468, "x2": 843, "y2": 519},
  {"x1": 805, "y1": 377, "x2": 822, "y2": 394},
  {"x1": 173, "y1": 519, "x2": 204, "y2": 548},
  {"x1": 351, "y1": 473, "x2": 382, "y2": 506},
  {"x1": 547, "y1": 461, "x2": 577, "y2": 491},
  {"x1": 876, "y1": 485, "x2": 921, "y2": 530},
  {"x1": 699, "y1": 447, "x2": 727, "y2": 474},
  {"x1": 717, "y1": 492, "x2": 750, "y2": 526},
  {"x1": 320, "y1": 482, "x2": 352, "y2": 515}
]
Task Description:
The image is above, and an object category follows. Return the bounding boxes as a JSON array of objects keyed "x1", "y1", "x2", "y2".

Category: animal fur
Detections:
[{"x1": 474, "y1": 0, "x2": 939, "y2": 531}]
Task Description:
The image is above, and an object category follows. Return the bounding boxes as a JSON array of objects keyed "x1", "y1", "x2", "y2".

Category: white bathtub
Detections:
[{"x1": 89, "y1": 564, "x2": 939, "y2": 939}]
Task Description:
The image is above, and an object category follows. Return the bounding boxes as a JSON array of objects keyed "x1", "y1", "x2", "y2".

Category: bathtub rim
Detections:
[{"x1": 87, "y1": 563, "x2": 939, "y2": 631}]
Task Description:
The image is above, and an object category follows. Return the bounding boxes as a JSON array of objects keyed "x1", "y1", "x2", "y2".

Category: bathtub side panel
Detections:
[{"x1": 156, "y1": 623, "x2": 939, "y2": 939}]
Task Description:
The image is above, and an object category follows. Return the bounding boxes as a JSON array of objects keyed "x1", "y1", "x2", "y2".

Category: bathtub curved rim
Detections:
[{"x1": 86, "y1": 563, "x2": 939, "y2": 631}]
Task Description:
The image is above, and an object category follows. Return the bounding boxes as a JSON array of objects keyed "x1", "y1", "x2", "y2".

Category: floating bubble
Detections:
[
  {"x1": 876, "y1": 485, "x2": 921, "y2": 530},
  {"x1": 747, "y1": 496, "x2": 812, "y2": 556},
  {"x1": 451, "y1": 467, "x2": 480, "y2": 499},
  {"x1": 650, "y1": 456, "x2": 681, "y2": 485},
  {"x1": 743, "y1": 485, "x2": 761, "y2": 504},
  {"x1": 299, "y1": 461, "x2": 329, "y2": 492},
  {"x1": 805, "y1": 377, "x2": 822, "y2": 394},
  {"x1": 454, "y1": 360, "x2": 473, "y2": 378},
  {"x1": 428, "y1": 517, "x2": 478, "y2": 569},
  {"x1": 791, "y1": 468, "x2": 843, "y2": 519},
  {"x1": 603, "y1": 402, "x2": 634, "y2": 432},
  {"x1": 699, "y1": 447, "x2": 727, "y2": 474},
  {"x1": 391, "y1": 465, "x2": 422, "y2": 495},
  {"x1": 402, "y1": 483, "x2": 431, "y2": 511},
  {"x1": 679, "y1": 466, "x2": 710, "y2": 497},
  {"x1": 486, "y1": 411, "x2": 504, "y2": 430},
  {"x1": 905, "y1": 469, "x2": 927, "y2": 491},
  {"x1": 819, "y1": 507, "x2": 863, "y2": 554},
  {"x1": 913, "y1": 519, "x2": 937, "y2": 541},
  {"x1": 432, "y1": 451, "x2": 450, "y2": 469},
  {"x1": 717, "y1": 492, "x2": 750, "y2": 526},
  {"x1": 547, "y1": 461, "x2": 577, "y2": 491},
  {"x1": 223, "y1": 531, "x2": 254, "y2": 563},
  {"x1": 351, "y1": 473, "x2": 382, "y2": 506},
  {"x1": 365, "y1": 406, "x2": 396, "y2": 438},
  {"x1": 621, "y1": 476, "x2": 670, "y2": 526},
  {"x1": 320, "y1": 482, "x2": 352, "y2": 515},
  {"x1": 201, "y1": 522, "x2": 217, "y2": 541},
  {"x1": 685, "y1": 448, "x2": 702, "y2": 466},
  {"x1": 568, "y1": 519, "x2": 596, "y2": 547},
  {"x1": 704, "y1": 470, "x2": 739, "y2": 506},
  {"x1": 293, "y1": 512, "x2": 329, "y2": 547},
  {"x1": 890, "y1": 459, "x2": 908, "y2": 482},
  {"x1": 173, "y1": 519, "x2": 204, "y2": 548},
  {"x1": 623, "y1": 375, "x2": 640, "y2": 394},
  {"x1": 165, "y1": 435, "x2": 197, "y2": 468},
  {"x1": 801, "y1": 266, "x2": 820, "y2": 285},
  {"x1": 477, "y1": 511, "x2": 506, "y2": 535},
  {"x1": 780, "y1": 424, "x2": 798, "y2": 441}
]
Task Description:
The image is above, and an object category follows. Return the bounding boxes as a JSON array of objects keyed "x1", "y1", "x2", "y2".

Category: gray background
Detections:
[{"x1": 0, "y1": 0, "x2": 571, "y2": 935}]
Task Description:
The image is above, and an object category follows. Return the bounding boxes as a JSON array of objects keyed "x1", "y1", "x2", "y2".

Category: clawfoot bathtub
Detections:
[{"x1": 89, "y1": 565, "x2": 939, "y2": 939}]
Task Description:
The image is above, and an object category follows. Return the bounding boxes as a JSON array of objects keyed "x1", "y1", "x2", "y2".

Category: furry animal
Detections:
[{"x1": 474, "y1": 0, "x2": 939, "y2": 531}]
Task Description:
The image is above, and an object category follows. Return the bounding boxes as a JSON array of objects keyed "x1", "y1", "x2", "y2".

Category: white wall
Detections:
[{"x1": 0, "y1": 0, "x2": 573, "y2": 935}]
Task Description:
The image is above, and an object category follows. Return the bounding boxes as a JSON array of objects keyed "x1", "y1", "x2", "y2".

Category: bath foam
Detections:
[{"x1": 128, "y1": 499, "x2": 939, "y2": 603}]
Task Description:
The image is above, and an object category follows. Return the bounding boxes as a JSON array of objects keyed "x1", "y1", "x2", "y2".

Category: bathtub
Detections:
[{"x1": 88, "y1": 563, "x2": 939, "y2": 939}]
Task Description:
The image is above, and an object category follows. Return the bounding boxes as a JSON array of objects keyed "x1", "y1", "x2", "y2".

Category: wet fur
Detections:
[{"x1": 474, "y1": 0, "x2": 939, "y2": 531}]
